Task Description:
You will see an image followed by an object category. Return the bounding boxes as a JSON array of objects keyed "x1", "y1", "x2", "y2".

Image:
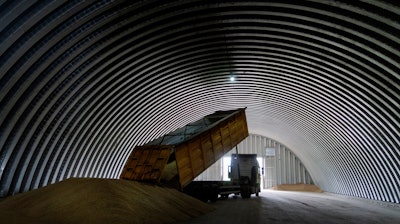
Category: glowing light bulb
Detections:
[{"x1": 230, "y1": 76, "x2": 235, "y2": 82}]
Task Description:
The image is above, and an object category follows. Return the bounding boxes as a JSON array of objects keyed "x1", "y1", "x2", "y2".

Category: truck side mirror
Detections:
[{"x1": 261, "y1": 167, "x2": 264, "y2": 175}]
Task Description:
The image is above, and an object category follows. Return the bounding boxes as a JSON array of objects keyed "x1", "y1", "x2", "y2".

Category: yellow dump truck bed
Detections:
[{"x1": 120, "y1": 108, "x2": 249, "y2": 189}]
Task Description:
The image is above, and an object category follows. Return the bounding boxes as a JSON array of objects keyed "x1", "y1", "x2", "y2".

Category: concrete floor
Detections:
[{"x1": 180, "y1": 190, "x2": 400, "y2": 224}]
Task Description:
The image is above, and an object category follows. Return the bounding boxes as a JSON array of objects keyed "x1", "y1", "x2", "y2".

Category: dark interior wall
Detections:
[{"x1": 0, "y1": 0, "x2": 399, "y2": 203}]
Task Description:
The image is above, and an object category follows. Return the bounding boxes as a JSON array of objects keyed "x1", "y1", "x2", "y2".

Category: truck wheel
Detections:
[
  {"x1": 209, "y1": 192, "x2": 218, "y2": 202},
  {"x1": 241, "y1": 190, "x2": 251, "y2": 198}
]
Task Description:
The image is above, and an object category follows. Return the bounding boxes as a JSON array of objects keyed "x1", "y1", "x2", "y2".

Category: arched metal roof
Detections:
[{"x1": 0, "y1": 0, "x2": 399, "y2": 203}]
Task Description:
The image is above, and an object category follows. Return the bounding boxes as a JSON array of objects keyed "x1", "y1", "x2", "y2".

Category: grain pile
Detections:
[
  {"x1": 272, "y1": 183, "x2": 323, "y2": 192},
  {"x1": 0, "y1": 178, "x2": 214, "y2": 224}
]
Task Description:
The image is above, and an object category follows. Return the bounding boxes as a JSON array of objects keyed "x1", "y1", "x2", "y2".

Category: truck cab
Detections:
[{"x1": 228, "y1": 154, "x2": 261, "y2": 198}]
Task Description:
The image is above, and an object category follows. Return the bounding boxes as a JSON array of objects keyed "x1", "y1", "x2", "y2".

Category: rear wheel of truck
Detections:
[
  {"x1": 240, "y1": 190, "x2": 251, "y2": 198},
  {"x1": 209, "y1": 192, "x2": 218, "y2": 202},
  {"x1": 241, "y1": 193, "x2": 251, "y2": 198}
]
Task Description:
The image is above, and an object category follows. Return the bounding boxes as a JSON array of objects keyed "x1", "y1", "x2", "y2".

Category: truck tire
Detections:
[
  {"x1": 209, "y1": 192, "x2": 218, "y2": 202},
  {"x1": 241, "y1": 192, "x2": 251, "y2": 198},
  {"x1": 240, "y1": 188, "x2": 251, "y2": 198}
]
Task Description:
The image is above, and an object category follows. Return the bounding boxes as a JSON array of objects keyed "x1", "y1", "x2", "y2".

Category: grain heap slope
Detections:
[{"x1": 0, "y1": 178, "x2": 214, "y2": 224}]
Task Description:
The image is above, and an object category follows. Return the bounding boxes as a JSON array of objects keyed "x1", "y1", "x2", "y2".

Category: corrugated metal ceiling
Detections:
[{"x1": 0, "y1": 0, "x2": 399, "y2": 203}]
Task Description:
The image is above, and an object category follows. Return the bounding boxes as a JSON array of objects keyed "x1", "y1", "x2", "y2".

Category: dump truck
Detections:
[
  {"x1": 184, "y1": 153, "x2": 261, "y2": 201},
  {"x1": 119, "y1": 108, "x2": 252, "y2": 201}
]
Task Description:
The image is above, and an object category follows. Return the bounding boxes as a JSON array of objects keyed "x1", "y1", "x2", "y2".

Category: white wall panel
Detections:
[{"x1": 196, "y1": 134, "x2": 314, "y2": 189}]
